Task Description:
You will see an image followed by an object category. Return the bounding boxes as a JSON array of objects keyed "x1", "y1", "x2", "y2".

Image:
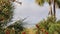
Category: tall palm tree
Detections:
[{"x1": 35, "y1": 0, "x2": 60, "y2": 18}]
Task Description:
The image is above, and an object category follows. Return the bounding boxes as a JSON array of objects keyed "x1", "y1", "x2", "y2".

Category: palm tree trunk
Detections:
[
  {"x1": 48, "y1": 0, "x2": 53, "y2": 16},
  {"x1": 53, "y1": 0, "x2": 56, "y2": 21},
  {"x1": 49, "y1": 5, "x2": 52, "y2": 16},
  {"x1": 53, "y1": 0, "x2": 56, "y2": 18}
]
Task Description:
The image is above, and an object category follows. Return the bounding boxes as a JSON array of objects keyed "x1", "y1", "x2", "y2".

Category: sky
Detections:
[{"x1": 11, "y1": 0, "x2": 60, "y2": 28}]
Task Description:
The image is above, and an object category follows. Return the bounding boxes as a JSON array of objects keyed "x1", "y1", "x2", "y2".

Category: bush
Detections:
[{"x1": 36, "y1": 16, "x2": 60, "y2": 34}]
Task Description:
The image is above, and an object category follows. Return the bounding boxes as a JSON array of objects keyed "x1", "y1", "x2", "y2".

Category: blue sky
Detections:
[{"x1": 12, "y1": 0, "x2": 60, "y2": 28}]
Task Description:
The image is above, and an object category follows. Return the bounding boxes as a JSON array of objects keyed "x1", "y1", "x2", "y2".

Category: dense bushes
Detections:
[
  {"x1": 0, "y1": 0, "x2": 13, "y2": 23},
  {"x1": 36, "y1": 16, "x2": 60, "y2": 34}
]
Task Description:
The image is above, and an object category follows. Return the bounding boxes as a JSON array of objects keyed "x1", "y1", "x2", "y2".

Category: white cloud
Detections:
[
  {"x1": 12, "y1": 0, "x2": 60, "y2": 28},
  {"x1": 13, "y1": 0, "x2": 49, "y2": 27}
]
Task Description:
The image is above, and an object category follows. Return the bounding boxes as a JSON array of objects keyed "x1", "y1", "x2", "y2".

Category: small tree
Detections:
[{"x1": 35, "y1": 0, "x2": 60, "y2": 19}]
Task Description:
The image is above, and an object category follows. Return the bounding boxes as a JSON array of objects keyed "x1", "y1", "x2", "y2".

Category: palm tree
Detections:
[{"x1": 35, "y1": 0, "x2": 60, "y2": 18}]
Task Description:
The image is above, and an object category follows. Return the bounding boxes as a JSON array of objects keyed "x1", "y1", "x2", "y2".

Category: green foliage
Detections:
[
  {"x1": 0, "y1": 0, "x2": 14, "y2": 33},
  {"x1": 0, "y1": 0, "x2": 23, "y2": 34},
  {"x1": 35, "y1": 0, "x2": 45, "y2": 6},
  {"x1": 37, "y1": 16, "x2": 60, "y2": 34},
  {"x1": 57, "y1": 20, "x2": 60, "y2": 24},
  {"x1": 7, "y1": 20, "x2": 24, "y2": 31},
  {"x1": 0, "y1": 0, "x2": 13, "y2": 23},
  {"x1": 35, "y1": 0, "x2": 60, "y2": 6},
  {"x1": 6, "y1": 20, "x2": 24, "y2": 34},
  {"x1": 49, "y1": 24, "x2": 60, "y2": 34},
  {"x1": 56, "y1": 0, "x2": 60, "y2": 8}
]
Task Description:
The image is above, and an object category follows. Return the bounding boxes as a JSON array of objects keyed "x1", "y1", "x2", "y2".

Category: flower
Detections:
[
  {"x1": 22, "y1": 32, "x2": 26, "y2": 34},
  {"x1": 45, "y1": 32, "x2": 48, "y2": 34},
  {"x1": 6, "y1": 31, "x2": 10, "y2": 34}
]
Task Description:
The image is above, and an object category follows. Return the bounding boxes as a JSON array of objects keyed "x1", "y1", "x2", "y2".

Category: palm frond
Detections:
[
  {"x1": 56, "y1": 0, "x2": 60, "y2": 8},
  {"x1": 35, "y1": 0, "x2": 45, "y2": 6}
]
